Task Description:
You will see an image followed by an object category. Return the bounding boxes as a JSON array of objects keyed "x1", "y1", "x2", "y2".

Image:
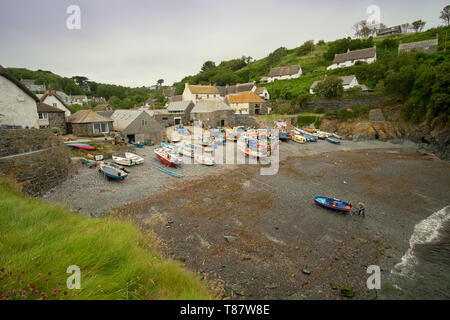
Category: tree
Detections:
[
  {"x1": 313, "y1": 76, "x2": 344, "y2": 98},
  {"x1": 401, "y1": 23, "x2": 411, "y2": 33},
  {"x1": 353, "y1": 20, "x2": 374, "y2": 38},
  {"x1": 297, "y1": 40, "x2": 315, "y2": 56},
  {"x1": 440, "y1": 5, "x2": 450, "y2": 26},
  {"x1": 107, "y1": 96, "x2": 121, "y2": 108},
  {"x1": 72, "y1": 76, "x2": 88, "y2": 87},
  {"x1": 157, "y1": 79, "x2": 164, "y2": 89},
  {"x1": 201, "y1": 61, "x2": 216, "y2": 72},
  {"x1": 411, "y1": 20, "x2": 426, "y2": 32}
]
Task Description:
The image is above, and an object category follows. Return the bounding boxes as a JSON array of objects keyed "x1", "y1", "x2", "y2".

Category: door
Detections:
[
  {"x1": 174, "y1": 117, "x2": 181, "y2": 125},
  {"x1": 220, "y1": 120, "x2": 225, "y2": 126},
  {"x1": 127, "y1": 134, "x2": 135, "y2": 143}
]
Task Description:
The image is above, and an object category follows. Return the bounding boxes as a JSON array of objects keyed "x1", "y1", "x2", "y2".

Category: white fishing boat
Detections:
[
  {"x1": 195, "y1": 154, "x2": 215, "y2": 166},
  {"x1": 332, "y1": 133, "x2": 341, "y2": 140},
  {"x1": 154, "y1": 147, "x2": 182, "y2": 167},
  {"x1": 112, "y1": 155, "x2": 134, "y2": 166},
  {"x1": 292, "y1": 134, "x2": 307, "y2": 144},
  {"x1": 125, "y1": 152, "x2": 144, "y2": 164},
  {"x1": 171, "y1": 131, "x2": 181, "y2": 142}
]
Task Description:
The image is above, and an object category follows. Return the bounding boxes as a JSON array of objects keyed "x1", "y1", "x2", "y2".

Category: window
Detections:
[
  {"x1": 141, "y1": 119, "x2": 148, "y2": 126},
  {"x1": 53, "y1": 103, "x2": 57, "y2": 107},
  {"x1": 93, "y1": 122, "x2": 109, "y2": 133},
  {"x1": 38, "y1": 113, "x2": 47, "y2": 119}
]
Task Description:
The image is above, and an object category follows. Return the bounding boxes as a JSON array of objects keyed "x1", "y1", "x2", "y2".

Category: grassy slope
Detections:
[{"x1": 0, "y1": 178, "x2": 212, "y2": 300}]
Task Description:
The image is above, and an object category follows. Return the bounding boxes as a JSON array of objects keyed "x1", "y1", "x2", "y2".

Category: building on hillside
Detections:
[
  {"x1": 169, "y1": 95, "x2": 183, "y2": 103},
  {"x1": 145, "y1": 97, "x2": 159, "y2": 107},
  {"x1": 166, "y1": 101, "x2": 195, "y2": 125},
  {"x1": 37, "y1": 102, "x2": 66, "y2": 133},
  {"x1": 55, "y1": 91, "x2": 72, "y2": 105},
  {"x1": 327, "y1": 46, "x2": 377, "y2": 70},
  {"x1": 266, "y1": 65, "x2": 302, "y2": 82},
  {"x1": 310, "y1": 75, "x2": 363, "y2": 94},
  {"x1": 111, "y1": 109, "x2": 162, "y2": 144},
  {"x1": 93, "y1": 104, "x2": 115, "y2": 118},
  {"x1": 260, "y1": 76, "x2": 269, "y2": 83},
  {"x1": 216, "y1": 82, "x2": 256, "y2": 97},
  {"x1": 163, "y1": 88, "x2": 176, "y2": 99},
  {"x1": 376, "y1": 25, "x2": 402, "y2": 36},
  {"x1": 398, "y1": 34, "x2": 439, "y2": 54},
  {"x1": 71, "y1": 95, "x2": 89, "y2": 106},
  {"x1": 20, "y1": 79, "x2": 46, "y2": 93},
  {"x1": 255, "y1": 87, "x2": 270, "y2": 100},
  {"x1": 90, "y1": 96, "x2": 107, "y2": 104},
  {"x1": 190, "y1": 100, "x2": 235, "y2": 128},
  {"x1": 68, "y1": 110, "x2": 113, "y2": 137},
  {"x1": 40, "y1": 90, "x2": 72, "y2": 117},
  {"x1": 0, "y1": 65, "x2": 39, "y2": 129},
  {"x1": 226, "y1": 91, "x2": 268, "y2": 115},
  {"x1": 182, "y1": 84, "x2": 221, "y2": 103}
]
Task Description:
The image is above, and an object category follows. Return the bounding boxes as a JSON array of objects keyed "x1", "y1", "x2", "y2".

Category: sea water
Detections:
[{"x1": 383, "y1": 206, "x2": 450, "y2": 299}]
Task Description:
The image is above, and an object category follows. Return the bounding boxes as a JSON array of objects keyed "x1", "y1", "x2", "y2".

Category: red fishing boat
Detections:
[{"x1": 154, "y1": 147, "x2": 181, "y2": 167}]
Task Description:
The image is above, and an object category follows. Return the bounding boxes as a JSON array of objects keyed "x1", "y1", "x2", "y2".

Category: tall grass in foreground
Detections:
[{"x1": 0, "y1": 178, "x2": 212, "y2": 300}]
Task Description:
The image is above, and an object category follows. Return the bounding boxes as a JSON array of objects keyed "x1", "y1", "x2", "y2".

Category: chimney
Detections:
[
  {"x1": 436, "y1": 32, "x2": 439, "y2": 40},
  {"x1": 347, "y1": 48, "x2": 350, "y2": 53},
  {"x1": 184, "y1": 82, "x2": 189, "y2": 89}
]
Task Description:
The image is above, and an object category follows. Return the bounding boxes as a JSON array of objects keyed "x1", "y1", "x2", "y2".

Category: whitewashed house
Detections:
[
  {"x1": 327, "y1": 46, "x2": 377, "y2": 70},
  {"x1": 255, "y1": 87, "x2": 270, "y2": 100},
  {"x1": 266, "y1": 65, "x2": 302, "y2": 82},
  {"x1": 40, "y1": 90, "x2": 72, "y2": 117},
  {"x1": 71, "y1": 95, "x2": 89, "y2": 106},
  {"x1": 0, "y1": 66, "x2": 39, "y2": 129},
  {"x1": 182, "y1": 83, "x2": 221, "y2": 103},
  {"x1": 310, "y1": 75, "x2": 367, "y2": 94}
]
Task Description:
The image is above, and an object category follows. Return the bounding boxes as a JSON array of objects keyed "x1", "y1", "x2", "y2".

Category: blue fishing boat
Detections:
[
  {"x1": 314, "y1": 196, "x2": 351, "y2": 213},
  {"x1": 99, "y1": 163, "x2": 128, "y2": 181},
  {"x1": 279, "y1": 131, "x2": 290, "y2": 141},
  {"x1": 303, "y1": 134, "x2": 317, "y2": 142},
  {"x1": 326, "y1": 137, "x2": 340, "y2": 145}
]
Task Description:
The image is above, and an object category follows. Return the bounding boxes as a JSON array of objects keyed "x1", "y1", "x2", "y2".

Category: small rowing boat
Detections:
[
  {"x1": 125, "y1": 152, "x2": 144, "y2": 164},
  {"x1": 195, "y1": 154, "x2": 215, "y2": 166},
  {"x1": 291, "y1": 134, "x2": 307, "y2": 144},
  {"x1": 151, "y1": 161, "x2": 182, "y2": 178},
  {"x1": 314, "y1": 196, "x2": 351, "y2": 213},
  {"x1": 67, "y1": 143, "x2": 97, "y2": 151},
  {"x1": 99, "y1": 163, "x2": 128, "y2": 180},
  {"x1": 326, "y1": 137, "x2": 340, "y2": 145},
  {"x1": 112, "y1": 155, "x2": 134, "y2": 166}
]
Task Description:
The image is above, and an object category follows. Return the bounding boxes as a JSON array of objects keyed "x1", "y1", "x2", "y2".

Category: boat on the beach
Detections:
[
  {"x1": 332, "y1": 133, "x2": 341, "y2": 140},
  {"x1": 125, "y1": 152, "x2": 144, "y2": 165},
  {"x1": 326, "y1": 137, "x2": 340, "y2": 145},
  {"x1": 279, "y1": 130, "x2": 290, "y2": 141},
  {"x1": 195, "y1": 154, "x2": 215, "y2": 166},
  {"x1": 67, "y1": 143, "x2": 97, "y2": 151},
  {"x1": 151, "y1": 161, "x2": 183, "y2": 178},
  {"x1": 314, "y1": 196, "x2": 351, "y2": 213},
  {"x1": 99, "y1": 163, "x2": 128, "y2": 180},
  {"x1": 291, "y1": 134, "x2": 307, "y2": 144},
  {"x1": 112, "y1": 155, "x2": 134, "y2": 166},
  {"x1": 154, "y1": 147, "x2": 181, "y2": 167},
  {"x1": 303, "y1": 133, "x2": 317, "y2": 142}
]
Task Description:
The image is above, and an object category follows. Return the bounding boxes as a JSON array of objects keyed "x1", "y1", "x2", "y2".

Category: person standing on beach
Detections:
[{"x1": 357, "y1": 202, "x2": 366, "y2": 217}]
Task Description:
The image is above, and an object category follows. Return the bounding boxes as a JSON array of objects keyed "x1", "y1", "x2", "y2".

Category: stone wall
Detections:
[
  {"x1": 191, "y1": 110, "x2": 235, "y2": 128},
  {"x1": 305, "y1": 96, "x2": 388, "y2": 112},
  {"x1": 235, "y1": 115, "x2": 259, "y2": 128},
  {"x1": 48, "y1": 112, "x2": 67, "y2": 134},
  {"x1": 69, "y1": 122, "x2": 113, "y2": 137},
  {"x1": 0, "y1": 129, "x2": 73, "y2": 196}
]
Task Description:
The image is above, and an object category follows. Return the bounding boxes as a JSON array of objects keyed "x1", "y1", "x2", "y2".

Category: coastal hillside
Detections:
[{"x1": 0, "y1": 177, "x2": 213, "y2": 300}]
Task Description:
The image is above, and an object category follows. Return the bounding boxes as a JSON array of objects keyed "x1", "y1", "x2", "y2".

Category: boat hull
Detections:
[
  {"x1": 68, "y1": 144, "x2": 96, "y2": 151},
  {"x1": 326, "y1": 137, "x2": 340, "y2": 145},
  {"x1": 314, "y1": 196, "x2": 351, "y2": 213}
]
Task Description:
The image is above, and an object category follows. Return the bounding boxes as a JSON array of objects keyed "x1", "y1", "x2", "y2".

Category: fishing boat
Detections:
[
  {"x1": 99, "y1": 163, "x2": 128, "y2": 180},
  {"x1": 171, "y1": 131, "x2": 181, "y2": 142},
  {"x1": 195, "y1": 154, "x2": 215, "y2": 166},
  {"x1": 303, "y1": 128, "x2": 317, "y2": 133},
  {"x1": 154, "y1": 147, "x2": 181, "y2": 167},
  {"x1": 176, "y1": 141, "x2": 195, "y2": 158},
  {"x1": 332, "y1": 133, "x2": 341, "y2": 140},
  {"x1": 291, "y1": 134, "x2": 307, "y2": 144},
  {"x1": 125, "y1": 152, "x2": 144, "y2": 164},
  {"x1": 67, "y1": 143, "x2": 97, "y2": 151},
  {"x1": 151, "y1": 161, "x2": 183, "y2": 178},
  {"x1": 303, "y1": 133, "x2": 317, "y2": 142},
  {"x1": 326, "y1": 137, "x2": 340, "y2": 145},
  {"x1": 112, "y1": 155, "x2": 134, "y2": 166},
  {"x1": 314, "y1": 196, "x2": 351, "y2": 213},
  {"x1": 279, "y1": 130, "x2": 290, "y2": 141}
]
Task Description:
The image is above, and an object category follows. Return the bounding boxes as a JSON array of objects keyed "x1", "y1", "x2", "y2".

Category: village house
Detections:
[
  {"x1": 182, "y1": 84, "x2": 221, "y2": 103},
  {"x1": 266, "y1": 65, "x2": 302, "y2": 82},
  {"x1": 71, "y1": 95, "x2": 89, "y2": 106},
  {"x1": 0, "y1": 65, "x2": 39, "y2": 129},
  {"x1": 398, "y1": 34, "x2": 439, "y2": 55},
  {"x1": 163, "y1": 88, "x2": 176, "y2": 99},
  {"x1": 216, "y1": 82, "x2": 257, "y2": 97},
  {"x1": 68, "y1": 110, "x2": 113, "y2": 137},
  {"x1": 111, "y1": 109, "x2": 162, "y2": 144},
  {"x1": 37, "y1": 102, "x2": 66, "y2": 134},
  {"x1": 255, "y1": 87, "x2": 270, "y2": 100},
  {"x1": 190, "y1": 100, "x2": 235, "y2": 128},
  {"x1": 40, "y1": 89, "x2": 72, "y2": 117},
  {"x1": 20, "y1": 79, "x2": 46, "y2": 93},
  {"x1": 259, "y1": 76, "x2": 269, "y2": 83},
  {"x1": 93, "y1": 104, "x2": 115, "y2": 119},
  {"x1": 309, "y1": 75, "x2": 364, "y2": 94},
  {"x1": 151, "y1": 109, "x2": 173, "y2": 128},
  {"x1": 89, "y1": 96, "x2": 107, "y2": 104},
  {"x1": 327, "y1": 46, "x2": 377, "y2": 70},
  {"x1": 226, "y1": 91, "x2": 268, "y2": 115},
  {"x1": 376, "y1": 25, "x2": 402, "y2": 36},
  {"x1": 165, "y1": 101, "x2": 195, "y2": 125}
]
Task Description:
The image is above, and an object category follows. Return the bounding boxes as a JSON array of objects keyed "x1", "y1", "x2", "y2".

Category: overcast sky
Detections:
[{"x1": 0, "y1": 0, "x2": 447, "y2": 87}]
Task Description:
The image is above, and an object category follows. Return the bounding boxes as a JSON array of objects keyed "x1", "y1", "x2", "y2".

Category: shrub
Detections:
[
  {"x1": 313, "y1": 76, "x2": 344, "y2": 98},
  {"x1": 314, "y1": 106, "x2": 325, "y2": 114}
]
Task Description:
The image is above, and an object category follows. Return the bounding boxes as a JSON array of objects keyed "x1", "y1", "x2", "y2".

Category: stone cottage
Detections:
[
  {"x1": 0, "y1": 65, "x2": 40, "y2": 129},
  {"x1": 68, "y1": 110, "x2": 113, "y2": 137},
  {"x1": 111, "y1": 109, "x2": 162, "y2": 144},
  {"x1": 37, "y1": 102, "x2": 66, "y2": 134},
  {"x1": 190, "y1": 100, "x2": 235, "y2": 128},
  {"x1": 40, "y1": 89, "x2": 72, "y2": 117},
  {"x1": 266, "y1": 65, "x2": 302, "y2": 82},
  {"x1": 226, "y1": 91, "x2": 268, "y2": 115},
  {"x1": 165, "y1": 101, "x2": 195, "y2": 125}
]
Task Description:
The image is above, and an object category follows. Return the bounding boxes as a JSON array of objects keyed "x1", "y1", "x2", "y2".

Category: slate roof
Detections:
[
  {"x1": 69, "y1": 110, "x2": 113, "y2": 124},
  {"x1": 268, "y1": 65, "x2": 301, "y2": 77},
  {"x1": 333, "y1": 46, "x2": 377, "y2": 64},
  {"x1": 227, "y1": 92, "x2": 265, "y2": 103},
  {"x1": 191, "y1": 100, "x2": 233, "y2": 113},
  {"x1": 0, "y1": 65, "x2": 40, "y2": 102},
  {"x1": 166, "y1": 101, "x2": 193, "y2": 112},
  {"x1": 40, "y1": 90, "x2": 69, "y2": 107}
]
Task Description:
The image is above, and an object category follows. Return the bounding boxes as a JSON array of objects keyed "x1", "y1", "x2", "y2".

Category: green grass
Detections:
[
  {"x1": 0, "y1": 177, "x2": 212, "y2": 300},
  {"x1": 325, "y1": 105, "x2": 372, "y2": 122},
  {"x1": 297, "y1": 114, "x2": 324, "y2": 128}
]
